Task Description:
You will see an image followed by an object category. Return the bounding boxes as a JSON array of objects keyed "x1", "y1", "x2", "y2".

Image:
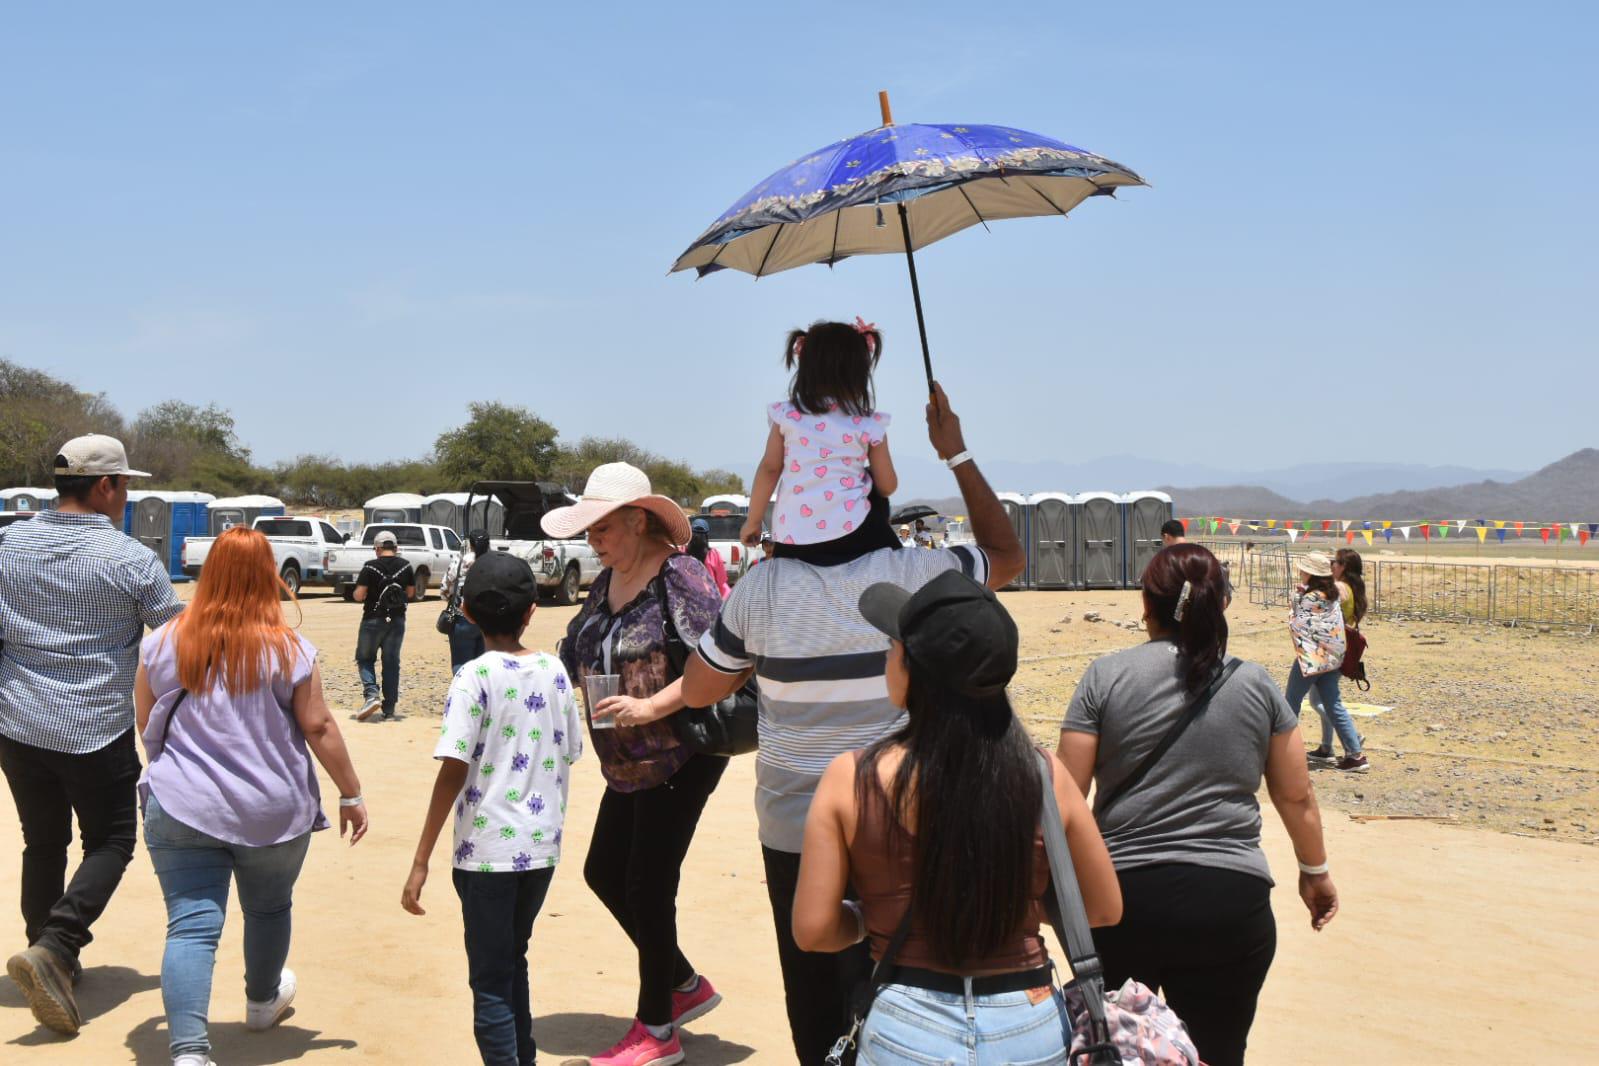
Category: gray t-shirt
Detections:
[{"x1": 1062, "y1": 641, "x2": 1297, "y2": 884}]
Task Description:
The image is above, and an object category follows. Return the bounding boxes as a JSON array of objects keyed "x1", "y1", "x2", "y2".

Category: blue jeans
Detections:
[
  {"x1": 859, "y1": 980, "x2": 1071, "y2": 1065},
  {"x1": 355, "y1": 615, "x2": 405, "y2": 711},
  {"x1": 143, "y1": 794, "x2": 311, "y2": 1059},
  {"x1": 454, "y1": 867, "x2": 555, "y2": 1066},
  {"x1": 449, "y1": 616, "x2": 485, "y2": 674},
  {"x1": 1284, "y1": 661, "x2": 1362, "y2": 756}
]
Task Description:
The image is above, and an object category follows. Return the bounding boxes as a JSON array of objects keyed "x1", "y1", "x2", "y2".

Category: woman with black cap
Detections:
[{"x1": 793, "y1": 570, "x2": 1121, "y2": 1063}]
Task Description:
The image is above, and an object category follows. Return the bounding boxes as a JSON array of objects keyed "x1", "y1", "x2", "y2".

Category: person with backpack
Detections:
[
  {"x1": 353, "y1": 530, "x2": 414, "y2": 722},
  {"x1": 794, "y1": 570, "x2": 1121, "y2": 1064},
  {"x1": 1057, "y1": 544, "x2": 1339, "y2": 1066}
]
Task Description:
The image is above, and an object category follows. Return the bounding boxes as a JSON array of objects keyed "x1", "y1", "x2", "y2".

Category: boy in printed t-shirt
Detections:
[{"x1": 402, "y1": 551, "x2": 584, "y2": 1066}]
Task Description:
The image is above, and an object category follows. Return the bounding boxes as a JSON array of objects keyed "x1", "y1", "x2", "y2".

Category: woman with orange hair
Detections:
[{"x1": 133, "y1": 526, "x2": 368, "y2": 1066}]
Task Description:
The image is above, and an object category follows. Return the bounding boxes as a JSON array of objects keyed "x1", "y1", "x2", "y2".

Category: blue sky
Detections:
[{"x1": 3, "y1": 3, "x2": 1594, "y2": 485}]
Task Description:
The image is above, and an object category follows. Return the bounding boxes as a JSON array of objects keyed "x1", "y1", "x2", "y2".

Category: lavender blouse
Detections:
[{"x1": 139, "y1": 623, "x2": 329, "y2": 846}]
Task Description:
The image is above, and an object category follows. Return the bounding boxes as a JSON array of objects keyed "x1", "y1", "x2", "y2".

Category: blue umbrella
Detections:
[{"x1": 671, "y1": 92, "x2": 1146, "y2": 388}]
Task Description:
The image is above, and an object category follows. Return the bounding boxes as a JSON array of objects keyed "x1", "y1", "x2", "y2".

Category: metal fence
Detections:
[{"x1": 1192, "y1": 538, "x2": 1598, "y2": 630}]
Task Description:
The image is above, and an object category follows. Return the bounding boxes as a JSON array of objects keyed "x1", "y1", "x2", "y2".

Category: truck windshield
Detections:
[
  {"x1": 255, "y1": 519, "x2": 313, "y2": 538},
  {"x1": 361, "y1": 525, "x2": 426, "y2": 547},
  {"x1": 695, "y1": 514, "x2": 746, "y2": 540}
]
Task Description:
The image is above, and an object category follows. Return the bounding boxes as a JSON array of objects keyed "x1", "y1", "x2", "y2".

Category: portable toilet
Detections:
[
  {"x1": 1075, "y1": 492, "x2": 1124, "y2": 589},
  {"x1": 1, "y1": 488, "x2": 58, "y2": 513},
  {"x1": 421, "y1": 492, "x2": 471, "y2": 533},
  {"x1": 128, "y1": 491, "x2": 216, "y2": 579},
  {"x1": 466, "y1": 495, "x2": 507, "y2": 538},
  {"x1": 996, "y1": 492, "x2": 1031, "y2": 589},
  {"x1": 207, "y1": 495, "x2": 286, "y2": 535},
  {"x1": 363, "y1": 493, "x2": 424, "y2": 525},
  {"x1": 1122, "y1": 491, "x2": 1175, "y2": 585},
  {"x1": 1027, "y1": 492, "x2": 1078, "y2": 589}
]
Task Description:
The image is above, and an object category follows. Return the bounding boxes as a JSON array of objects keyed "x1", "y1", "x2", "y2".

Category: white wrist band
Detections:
[
  {"x1": 944, "y1": 450, "x2": 973, "y2": 469},
  {"x1": 339, "y1": 796, "x2": 364, "y2": 808},
  {"x1": 1297, "y1": 860, "x2": 1328, "y2": 875}
]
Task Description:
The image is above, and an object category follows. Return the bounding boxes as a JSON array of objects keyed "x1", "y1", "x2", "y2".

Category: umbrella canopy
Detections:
[
  {"x1": 671, "y1": 121, "x2": 1145, "y2": 278},
  {"x1": 890, "y1": 504, "x2": 940, "y2": 526}
]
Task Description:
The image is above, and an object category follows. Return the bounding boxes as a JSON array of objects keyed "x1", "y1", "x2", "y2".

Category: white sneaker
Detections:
[
  {"x1": 173, "y1": 1056, "x2": 216, "y2": 1066},
  {"x1": 355, "y1": 697, "x2": 382, "y2": 722},
  {"x1": 245, "y1": 967, "x2": 296, "y2": 1031}
]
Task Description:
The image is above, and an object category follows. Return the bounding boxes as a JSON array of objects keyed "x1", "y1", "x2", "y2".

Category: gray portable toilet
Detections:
[
  {"x1": 129, "y1": 491, "x2": 216, "y2": 579},
  {"x1": 1, "y1": 487, "x2": 58, "y2": 513},
  {"x1": 1027, "y1": 492, "x2": 1078, "y2": 589},
  {"x1": 364, "y1": 493, "x2": 424, "y2": 525},
  {"x1": 996, "y1": 492, "x2": 1031, "y2": 589},
  {"x1": 1122, "y1": 491, "x2": 1175, "y2": 586},
  {"x1": 207, "y1": 494, "x2": 286, "y2": 535},
  {"x1": 466, "y1": 496, "x2": 506, "y2": 538},
  {"x1": 421, "y1": 492, "x2": 470, "y2": 533},
  {"x1": 1075, "y1": 492, "x2": 1124, "y2": 589}
]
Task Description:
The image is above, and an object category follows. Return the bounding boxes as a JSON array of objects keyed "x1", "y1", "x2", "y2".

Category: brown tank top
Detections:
[{"x1": 847, "y1": 751, "x2": 1052, "y2": 976}]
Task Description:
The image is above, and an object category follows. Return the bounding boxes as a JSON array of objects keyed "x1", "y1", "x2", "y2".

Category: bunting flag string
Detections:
[{"x1": 1183, "y1": 513, "x2": 1595, "y2": 547}]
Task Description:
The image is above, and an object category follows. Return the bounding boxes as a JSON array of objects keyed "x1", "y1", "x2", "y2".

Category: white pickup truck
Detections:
[
  {"x1": 181, "y1": 515, "x2": 350, "y2": 595},
  {"x1": 325, "y1": 523, "x2": 462, "y2": 602},
  {"x1": 466, "y1": 481, "x2": 602, "y2": 604}
]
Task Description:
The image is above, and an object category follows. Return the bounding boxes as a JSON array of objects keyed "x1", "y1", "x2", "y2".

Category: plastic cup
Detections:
[{"x1": 584, "y1": 674, "x2": 622, "y2": 730}]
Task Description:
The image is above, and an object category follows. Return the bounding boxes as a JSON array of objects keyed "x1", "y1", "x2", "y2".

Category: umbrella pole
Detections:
[{"x1": 896, "y1": 202, "x2": 936, "y2": 394}]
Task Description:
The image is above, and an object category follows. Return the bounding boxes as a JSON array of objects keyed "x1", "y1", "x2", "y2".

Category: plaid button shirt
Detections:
[{"x1": 0, "y1": 509, "x2": 184, "y2": 753}]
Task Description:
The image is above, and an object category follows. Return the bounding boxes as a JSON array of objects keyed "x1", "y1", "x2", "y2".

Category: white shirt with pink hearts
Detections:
[{"x1": 768, "y1": 400, "x2": 891, "y2": 546}]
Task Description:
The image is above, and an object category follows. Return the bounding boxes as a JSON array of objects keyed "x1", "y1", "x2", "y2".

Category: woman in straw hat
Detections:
[
  {"x1": 544, "y1": 463, "x2": 728, "y2": 1066},
  {"x1": 794, "y1": 570, "x2": 1122, "y2": 1066},
  {"x1": 1286, "y1": 551, "x2": 1367, "y2": 773}
]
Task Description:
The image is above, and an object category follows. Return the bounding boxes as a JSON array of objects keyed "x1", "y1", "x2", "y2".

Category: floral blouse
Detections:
[
  {"x1": 1289, "y1": 587, "x2": 1346, "y2": 677},
  {"x1": 560, "y1": 553, "x2": 723, "y2": 792}
]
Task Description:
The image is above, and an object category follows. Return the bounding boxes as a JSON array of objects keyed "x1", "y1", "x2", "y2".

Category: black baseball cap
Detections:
[
  {"x1": 463, "y1": 551, "x2": 538, "y2": 629},
  {"x1": 858, "y1": 570, "x2": 1018, "y2": 730}
]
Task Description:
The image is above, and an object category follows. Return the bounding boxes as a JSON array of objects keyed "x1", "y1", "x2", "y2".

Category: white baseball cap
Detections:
[
  {"x1": 373, "y1": 530, "x2": 399, "y2": 548},
  {"x1": 54, "y1": 435, "x2": 150, "y2": 478}
]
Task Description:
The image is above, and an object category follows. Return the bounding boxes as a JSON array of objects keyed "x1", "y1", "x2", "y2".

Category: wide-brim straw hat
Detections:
[
  {"x1": 541, "y1": 462, "x2": 691, "y2": 545},
  {"x1": 1299, "y1": 550, "x2": 1333, "y2": 577}
]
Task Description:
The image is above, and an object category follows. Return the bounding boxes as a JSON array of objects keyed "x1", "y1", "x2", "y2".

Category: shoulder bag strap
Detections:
[
  {"x1": 154, "y1": 688, "x2": 190, "y2": 754},
  {"x1": 1094, "y1": 658, "x2": 1243, "y2": 818},
  {"x1": 650, "y1": 554, "x2": 691, "y2": 678},
  {"x1": 1036, "y1": 749, "x2": 1114, "y2": 1059}
]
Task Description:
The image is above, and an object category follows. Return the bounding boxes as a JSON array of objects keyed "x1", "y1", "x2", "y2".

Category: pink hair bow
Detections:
[{"x1": 853, "y1": 316, "x2": 878, "y2": 355}]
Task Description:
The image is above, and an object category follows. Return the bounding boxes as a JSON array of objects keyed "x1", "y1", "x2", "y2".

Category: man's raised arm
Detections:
[{"x1": 924, "y1": 383, "x2": 1025, "y2": 589}]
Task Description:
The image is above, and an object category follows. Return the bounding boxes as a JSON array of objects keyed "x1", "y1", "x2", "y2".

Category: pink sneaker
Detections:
[
  {"x1": 671, "y1": 975, "x2": 722, "y2": 1026},
  {"x1": 589, "y1": 1018, "x2": 684, "y2": 1066}
]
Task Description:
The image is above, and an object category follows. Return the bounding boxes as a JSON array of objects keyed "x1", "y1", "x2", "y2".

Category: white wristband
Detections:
[
  {"x1": 944, "y1": 450, "x2": 973, "y2": 470},
  {"x1": 842, "y1": 899, "x2": 867, "y2": 944},
  {"x1": 339, "y1": 795, "x2": 364, "y2": 808},
  {"x1": 1297, "y1": 859, "x2": 1328, "y2": 875}
]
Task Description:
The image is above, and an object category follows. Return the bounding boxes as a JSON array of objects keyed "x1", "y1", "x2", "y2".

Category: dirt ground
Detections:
[{"x1": 3, "y1": 583, "x2": 1597, "y2": 1063}]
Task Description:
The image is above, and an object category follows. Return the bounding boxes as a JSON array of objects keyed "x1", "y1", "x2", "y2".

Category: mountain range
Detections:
[{"x1": 898, "y1": 449, "x2": 1598, "y2": 521}]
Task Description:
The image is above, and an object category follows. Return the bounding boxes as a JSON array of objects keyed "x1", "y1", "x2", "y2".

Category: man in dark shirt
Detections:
[{"x1": 353, "y1": 530, "x2": 414, "y2": 721}]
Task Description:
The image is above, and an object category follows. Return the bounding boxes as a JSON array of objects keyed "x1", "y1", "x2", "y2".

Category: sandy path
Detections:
[{"x1": 2, "y1": 590, "x2": 1596, "y2": 1063}]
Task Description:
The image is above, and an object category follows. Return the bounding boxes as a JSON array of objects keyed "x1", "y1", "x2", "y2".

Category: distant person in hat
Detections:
[
  {"x1": 442, "y1": 531, "x2": 492, "y2": 672},
  {"x1": 353, "y1": 529, "x2": 414, "y2": 721},
  {"x1": 1284, "y1": 551, "x2": 1366, "y2": 772},
  {"x1": 793, "y1": 571, "x2": 1121, "y2": 1063},
  {"x1": 1160, "y1": 519, "x2": 1186, "y2": 546},
  {"x1": 402, "y1": 550, "x2": 584, "y2": 1066},
  {"x1": 686, "y1": 517, "x2": 731, "y2": 599},
  {"x1": 897, "y1": 524, "x2": 913, "y2": 549},
  {"x1": 0, "y1": 434, "x2": 183, "y2": 1035}
]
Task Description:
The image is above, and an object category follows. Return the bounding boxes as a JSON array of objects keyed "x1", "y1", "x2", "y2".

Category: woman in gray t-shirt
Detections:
[{"x1": 1057, "y1": 543, "x2": 1338, "y2": 1066}]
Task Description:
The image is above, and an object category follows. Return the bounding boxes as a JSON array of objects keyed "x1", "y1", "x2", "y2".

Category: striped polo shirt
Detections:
[{"x1": 698, "y1": 544, "x2": 990, "y2": 852}]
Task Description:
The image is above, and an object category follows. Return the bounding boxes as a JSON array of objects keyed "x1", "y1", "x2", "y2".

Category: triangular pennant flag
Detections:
[
  {"x1": 1400, "y1": 526, "x2": 1412, "y2": 541},
  {"x1": 1589, "y1": 523, "x2": 1599, "y2": 536},
  {"x1": 1346, "y1": 530, "x2": 1356, "y2": 544},
  {"x1": 1340, "y1": 520, "x2": 1352, "y2": 533},
  {"x1": 1180, "y1": 518, "x2": 1190, "y2": 534},
  {"x1": 1558, "y1": 524, "x2": 1567, "y2": 542},
  {"x1": 1420, "y1": 524, "x2": 1431, "y2": 540},
  {"x1": 1321, "y1": 521, "x2": 1332, "y2": 532},
  {"x1": 1301, "y1": 520, "x2": 1312, "y2": 531},
  {"x1": 1496, "y1": 528, "x2": 1507, "y2": 543},
  {"x1": 1383, "y1": 528, "x2": 1393, "y2": 542},
  {"x1": 1515, "y1": 521, "x2": 1525, "y2": 533},
  {"x1": 1362, "y1": 521, "x2": 1372, "y2": 530},
  {"x1": 1455, "y1": 520, "x2": 1467, "y2": 531},
  {"x1": 1266, "y1": 520, "x2": 1277, "y2": 529},
  {"x1": 1571, "y1": 523, "x2": 1582, "y2": 538},
  {"x1": 1286, "y1": 529, "x2": 1299, "y2": 543},
  {"x1": 1475, "y1": 526, "x2": 1487, "y2": 542},
  {"x1": 1246, "y1": 523, "x2": 1259, "y2": 532},
  {"x1": 1494, "y1": 521, "x2": 1505, "y2": 529},
  {"x1": 1439, "y1": 524, "x2": 1450, "y2": 539},
  {"x1": 1229, "y1": 522, "x2": 1241, "y2": 535},
  {"x1": 1541, "y1": 527, "x2": 1552, "y2": 543},
  {"x1": 1582, "y1": 530, "x2": 1591, "y2": 546},
  {"x1": 1382, "y1": 521, "x2": 1392, "y2": 529},
  {"x1": 1362, "y1": 530, "x2": 1373, "y2": 545}
]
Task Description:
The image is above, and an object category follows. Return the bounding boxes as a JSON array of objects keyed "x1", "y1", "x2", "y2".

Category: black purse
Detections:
[{"x1": 652, "y1": 559, "x2": 758, "y2": 757}]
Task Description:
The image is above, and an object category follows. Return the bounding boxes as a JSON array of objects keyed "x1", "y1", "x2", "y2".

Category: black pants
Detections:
[
  {"x1": 1091, "y1": 863, "x2": 1277, "y2": 1066},
  {"x1": 762, "y1": 846, "x2": 873, "y2": 1066},
  {"x1": 454, "y1": 867, "x2": 556, "y2": 1066},
  {"x1": 583, "y1": 752, "x2": 727, "y2": 1026},
  {"x1": 0, "y1": 729, "x2": 140, "y2": 964}
]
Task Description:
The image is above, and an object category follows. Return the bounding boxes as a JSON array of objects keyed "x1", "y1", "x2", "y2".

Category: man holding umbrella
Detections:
[{"x1": 684, "y1": 386, "x2": 1025, "y2": 1064}]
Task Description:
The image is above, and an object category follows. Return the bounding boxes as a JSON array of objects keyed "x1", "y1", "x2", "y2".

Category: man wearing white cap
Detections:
[{"x1": 0, "y1": 434, "x2": 183, "y2": 1035}]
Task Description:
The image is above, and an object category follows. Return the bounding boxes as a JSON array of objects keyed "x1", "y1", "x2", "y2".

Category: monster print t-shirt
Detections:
[{"x1": 434, "y1": 649, "x2": 585, "y2": 872}]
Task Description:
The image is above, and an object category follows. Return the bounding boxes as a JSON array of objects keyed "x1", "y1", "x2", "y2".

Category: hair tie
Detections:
[
  {"x1": 1173, "y1": 579, "x2": 1193, "y2": 621},
  {"x1": 853, "y1": 316, "x2": 878, "y2": 355}
]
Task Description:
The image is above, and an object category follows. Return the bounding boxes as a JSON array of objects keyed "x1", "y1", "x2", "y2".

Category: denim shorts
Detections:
[{"x1": 859, "y1": 979, "x2": 1071, "y2": 1066}]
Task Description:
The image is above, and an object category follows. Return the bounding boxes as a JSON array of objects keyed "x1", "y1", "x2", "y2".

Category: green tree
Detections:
[
  {"x1": 131, "y1": 400, "x2": 255, "y2": 486},
  {"x1": 0, "y1": 359, "x2": 125, "y2": 485},
  {"x1": 433, "y1": 403, "x2": 560, "y2": 486}
]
